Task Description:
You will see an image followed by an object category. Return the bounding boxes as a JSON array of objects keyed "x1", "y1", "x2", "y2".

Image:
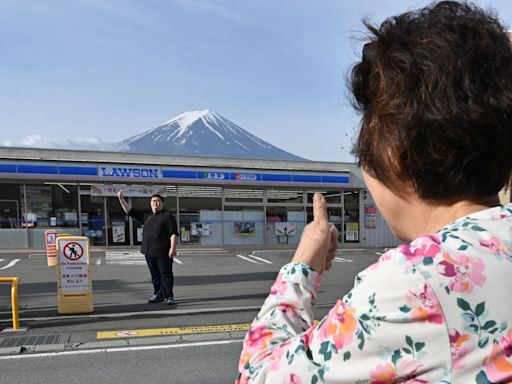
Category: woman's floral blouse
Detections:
[{"x1": 236, "y1": 204, "x2": 512, "y2": 383}]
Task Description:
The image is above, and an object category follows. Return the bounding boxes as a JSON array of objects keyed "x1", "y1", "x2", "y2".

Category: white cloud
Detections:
[{"x1": 1, "y1": 135, "x2": 130, "y2": 152}]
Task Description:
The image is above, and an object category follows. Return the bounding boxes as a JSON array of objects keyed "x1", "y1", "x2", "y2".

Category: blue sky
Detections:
[{"x1": 2, "y1": 0, "x2": 512, "y2": 162}]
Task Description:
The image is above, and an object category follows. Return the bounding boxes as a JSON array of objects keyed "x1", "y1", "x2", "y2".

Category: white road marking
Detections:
[
  {"x1": 236, "y1": 254, "x2": 258, "y2": 263},
  {"x1": 28, "y1": 253, "x2": 46, "y2": 259},
  {"x1": 105, "y1": 251, "x2": 146, "y2": 266},
  {"x1": 333, "y1": 257, "x2": 353, "y2": 263},
  {"x1": 253, "y1": 249, "x2": 292, "y2": 254},
  {"x1": 0, "y1": 259, "x2": 20, "y2": 270},
  {"x1": 248, "y1": 254, "x2": 272, "y2": 264},
  {"x1": 105, "y1": 251, "x2": 183, "y2": 265},
  {"x1": 0, "y1": 339, "x2": 244, "y2": 360}
]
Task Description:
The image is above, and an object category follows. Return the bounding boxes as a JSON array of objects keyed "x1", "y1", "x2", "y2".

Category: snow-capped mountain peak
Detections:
[{"x1": 122, "y1": 110, "x2": 303, "y2": 160}]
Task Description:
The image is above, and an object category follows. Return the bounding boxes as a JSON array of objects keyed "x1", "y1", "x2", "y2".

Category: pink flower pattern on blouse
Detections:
[
  {"x1": 449, "y1": 329, "x2": 472, "y2": 370},
  {"x1": 236, "y1": 204, "x2": 512, "y2": 383},
  {"x1": 436, "y1": 252, "x2": 486, "y2": 293},
  {"x1": 370, "y1": 358, "x2": 427, "y2": 384},
  {"x1": 316, "y1": 300, "x2": 358, "y2": 349},
  {"x1": 404, "y1": 283, "x2": 444, "y2": 324},
  {"x1": 480, "y1": 236, "x2": 512, "y2": 261},
  {"x1": 483, "y1": 328, "x2": 512, "y2": 382}
]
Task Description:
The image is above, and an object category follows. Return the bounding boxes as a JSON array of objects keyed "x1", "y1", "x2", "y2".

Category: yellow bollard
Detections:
[{"x1": 0, "y1": 277, "x2": 20, "y2": 330}]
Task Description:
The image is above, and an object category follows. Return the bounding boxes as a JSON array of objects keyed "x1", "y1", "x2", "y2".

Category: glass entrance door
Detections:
[
  {"x1": 106, "y1": 196, "x2": 129, "y2": 246},
  {"x1": 130, "y1": 197, "x2": 149, "y2": 247},
  {"x1": 0, "y1": 200, "x2": 19, "y2": 228},
  {"x1": 80, "y1": 194, "x2": 106, "y2": 246}
]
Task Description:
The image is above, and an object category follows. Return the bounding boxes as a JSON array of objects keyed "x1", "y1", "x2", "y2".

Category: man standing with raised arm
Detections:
[{"x1": 117, "y1": 190, "x2": 179, "y2": 305}]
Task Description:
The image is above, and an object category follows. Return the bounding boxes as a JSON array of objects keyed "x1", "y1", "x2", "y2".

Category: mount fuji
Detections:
[{"x1": 121, "y1": 110, "x2": 304, "y2": 160}]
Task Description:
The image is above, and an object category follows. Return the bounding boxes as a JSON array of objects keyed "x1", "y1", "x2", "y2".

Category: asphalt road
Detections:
[{"x1": 0, "y1": 246, "x2": 382, "y2": 383}]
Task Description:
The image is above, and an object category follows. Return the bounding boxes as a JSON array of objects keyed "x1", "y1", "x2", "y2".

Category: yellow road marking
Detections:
[{"x1": 97, "y1": 323, "x2": 251, "y2": 339}]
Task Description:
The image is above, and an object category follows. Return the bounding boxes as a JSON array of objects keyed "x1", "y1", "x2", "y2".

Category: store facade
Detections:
[{"x1": 0, "y1": 147, "x2": 398, "y2": 249}]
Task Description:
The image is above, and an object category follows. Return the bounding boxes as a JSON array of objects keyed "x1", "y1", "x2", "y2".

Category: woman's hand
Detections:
[{"x1": 291, "y1": 193, "x2": 338, "y2": 274}]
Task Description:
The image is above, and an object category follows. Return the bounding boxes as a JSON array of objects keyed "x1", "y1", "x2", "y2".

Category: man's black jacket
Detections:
[{"x1": 128, "y1": 208, "x2": 178, "y2": 258}]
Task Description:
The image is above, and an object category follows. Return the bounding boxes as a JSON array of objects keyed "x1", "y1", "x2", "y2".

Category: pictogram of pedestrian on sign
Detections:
[
  {"x1": 63, "y1": 242, "x2": 84, "y2": 261},
  {"x1": 46, "y1": 232, "x2": 56, "y2": 244}
]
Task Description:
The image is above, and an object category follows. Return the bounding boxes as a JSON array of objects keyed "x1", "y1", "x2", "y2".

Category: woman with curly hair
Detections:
[{"x1": 236, "y1": 2, "x2": 512, "y2": 383}]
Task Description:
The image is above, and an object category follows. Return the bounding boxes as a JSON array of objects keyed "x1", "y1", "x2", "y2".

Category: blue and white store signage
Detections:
[{"x1": 0, "y1": 160, "x2": 351, "y2": 187}]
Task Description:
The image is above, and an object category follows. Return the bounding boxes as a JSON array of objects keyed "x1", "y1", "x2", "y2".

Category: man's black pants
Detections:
[{"x1": 145, "y1": 255, "x2": 174, "y2": 299}]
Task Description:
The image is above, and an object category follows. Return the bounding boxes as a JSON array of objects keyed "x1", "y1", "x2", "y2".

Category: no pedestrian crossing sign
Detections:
[{"x1": 57, "y1": 237, "x2": 90, "y2": 293}]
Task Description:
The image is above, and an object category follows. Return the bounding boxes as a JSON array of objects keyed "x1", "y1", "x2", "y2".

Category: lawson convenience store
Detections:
[{"x1": 0, "y1": 147, "x2": 398, "y2": 249}]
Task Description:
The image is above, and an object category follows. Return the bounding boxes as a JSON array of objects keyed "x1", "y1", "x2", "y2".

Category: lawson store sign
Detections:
[
  {"x1": 100, "y1": 165, "x2": 159, "y2": 179},
  {"x1": 0, "y1": 161, "x2": 350, "y2": 186}
]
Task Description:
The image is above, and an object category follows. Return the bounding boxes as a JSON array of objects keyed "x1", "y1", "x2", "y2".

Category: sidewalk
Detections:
[{"x1": 0, "y1": 304, "x2": 256, "y2": 357}]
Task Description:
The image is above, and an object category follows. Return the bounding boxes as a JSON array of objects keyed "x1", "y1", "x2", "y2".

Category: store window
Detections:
[
  {"x1": 266, "y1": 190, "x2": 305, "y2": 245},
  {"x1": 80, "y1": 188, "x2": 106, "y2": 246},
  {"x1": 306, "y1": 190, "x2": 344, "y2": 243},
  {"x1": 344, "y1": 190, "x2": 360, "y2": 243},
  {"x1": 0, "y1": 183, "x2": 21, "y2": 229},
  {"x1": 177, "y1": 186, "x2": 221, "y2": 245},
  {"x1": 306, "y1": 206, "x2": 343, "y2": 243},
  {"x1": 265, "y1": 206, "x2": 304, "y2": 245},
  {"x1": 266, "y1": 190, "x2": 303, "y2": 204},
  {"x1": 224, "y1": 188, "x2": 263, "y2": 204},
  {"x1": 306, "y1": 190, "x2": 342, "y2": 205},
  {"x1": 223, "y1": 189, "x2": 264, "y2": 245},
  {"x1": 21, "y1": 183, "x2": 78, "y2": 228},
  {"x1": 224, "y1": 205, "x2": 264, "y2": 245},
  {"x1": 107, "y1": 195, "x2": 130, "y2": 246}
]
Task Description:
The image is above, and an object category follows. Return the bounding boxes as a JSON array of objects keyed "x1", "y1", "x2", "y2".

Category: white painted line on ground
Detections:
[
  {"x1": 106, "y1": 261, "x2": 147, "y2": 266},
  {"x1": 0, "y1": 258, "x2": 3, "y2": 263},
  {"x1": 333, "y1": 257, "x2": 353, "y2": 263},
  {"x1": 95, "y1": 259, "x2": 102, "y2": 265},
  {"x1": 105, "y1": 251, "x2": 144, "y2": 266},
  {"x1": 248, "y1": 254, "x2": 272, "y2": 264},
  {"x1": 106, "y1": 256, "x2": 144, "y2": 260},
  {"x1": 236, "y1": 254, "x2": 258, "y2": 263},
  {"x1": 253, "y1": 249, "x2": 292, "y2": 253},
  {"x1": 28, "y1": 253, "x2": 46, "y2": 259},
  {"x1": 106, "y1": 252, "x2": 144, "y2": 258},
  {"x1": 178, "y1": 250, "x2": 227, "y2": 254},
  {"x1": 0, "y1": 259, "x2": 20, "y2": 270},
  {"x1": 375, "y1": 252, "x2": 383, "y2": 256},
  {"x1": 0, "y1": 339, "x2": 244, "y2": 360},
  {"x1": 104, "y1": 252, "x2": 183, "y2": 265}
]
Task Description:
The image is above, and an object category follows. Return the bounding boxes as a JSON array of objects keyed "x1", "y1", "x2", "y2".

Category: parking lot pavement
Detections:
[{"x1": 0, "y1": 246, "x2": 383, "y2": 356}]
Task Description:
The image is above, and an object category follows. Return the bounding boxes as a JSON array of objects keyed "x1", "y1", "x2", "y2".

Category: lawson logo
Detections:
[{"x1": 100, "y1": 167, "x2": 159, "y2": 179}]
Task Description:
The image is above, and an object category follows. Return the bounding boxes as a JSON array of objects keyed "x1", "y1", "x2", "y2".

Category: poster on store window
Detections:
[
  {"x1": 364, "y1": 203, "x2": 377, "y2": 228},
  {"x1": 345, "y1": 222, "x2": 359, "y2": 242},
  {"x1": 112, "y1": 221, "x2": 125, "y2": 243},
  {"x1": 191, "y1": 222, "x2": 212, "y2": 236},
  {"x1": 234, "y1": 221, "x2": 255, "y2": 236},
  {"x1": 137, "y1": 227, "x2": 144, "y2": 242},
  {"x1": 180, "y1": 228, "x2": 190, "y2": 242},
  {"x1": 275, "y1": 222, "x2": 296, "y2": 236}
]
